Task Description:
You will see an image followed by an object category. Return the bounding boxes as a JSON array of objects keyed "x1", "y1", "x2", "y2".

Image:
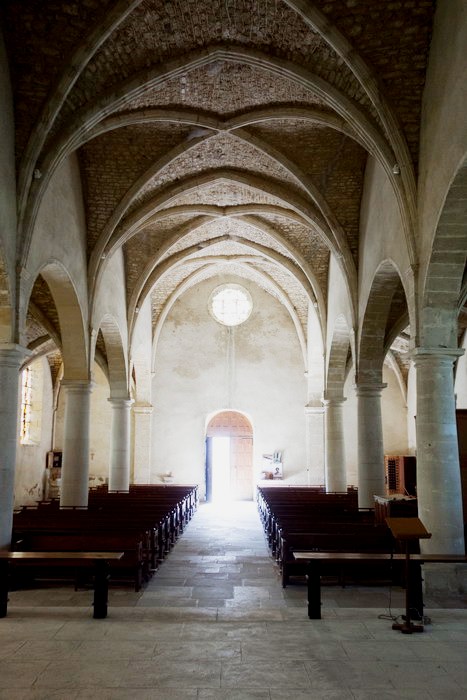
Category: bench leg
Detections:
[
  {"x1": 408, "y1": 561, "x2": 424, "y2": 621},
  {"x1": 306, "y1": 563, "x2": 321, "y2": 619},
  {"x1": 0, "y1": 560, "x2": 9, "y2": 618},
  {"x1": 93, "y1": 560, "x2": 110, "y2": 619}
]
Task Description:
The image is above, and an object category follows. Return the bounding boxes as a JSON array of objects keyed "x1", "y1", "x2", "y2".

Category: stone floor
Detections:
[{"x1": 1, "y1": 501, "x2": 467, "y2": 699}]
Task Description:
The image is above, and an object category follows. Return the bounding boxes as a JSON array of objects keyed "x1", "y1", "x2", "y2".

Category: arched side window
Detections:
[{"x1": 20, "y1": 361, "x2": 43, "y2": 445}]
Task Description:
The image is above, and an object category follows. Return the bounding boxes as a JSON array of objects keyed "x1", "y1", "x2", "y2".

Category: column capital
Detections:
[
  {"x1": 0, "y1": 343, "x2": 31, "y2": 368},
  {"x1": 304, "y1": 404, "x2": 325, "y2": 415},
  {"x1": 322, "y1": 393, "x2": 346, "y2": 406},
  {"x1": 60, "y1": 379, "x2": 94, "y2": 394},
  {"x1": 354, "y1": 382, "x2": 387, "y2": 397},
  {"x1": 108, "y1": 397, "x2": 133, "y2": 408},
  {"x1": 132, "y1": 402, "x2": 153, "y2": 415},
  {"x1": 411, "y1": 346, "x2": 464, "y2": 365}
]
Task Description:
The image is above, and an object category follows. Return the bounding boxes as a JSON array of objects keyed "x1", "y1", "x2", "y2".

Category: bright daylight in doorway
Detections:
[{"x1": 211, "y1": 436, "x2": 231, "y2": 503}]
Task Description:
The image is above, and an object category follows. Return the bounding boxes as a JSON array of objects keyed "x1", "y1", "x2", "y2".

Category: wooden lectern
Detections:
[{"x1": 385, "y1": 517, "x2": 432, "y2": 634}]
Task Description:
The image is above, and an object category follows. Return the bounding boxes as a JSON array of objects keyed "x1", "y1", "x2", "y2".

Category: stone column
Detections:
[
  {"x1": 356, "y1": 383, "x2": 386, "y2": 509},
  {"x1": 413, "y1": 348, "x2": 465, "y2": 554},
  {"x1": 304, "y1": 405, "x2": 325, "y2": 486},
  {"x1": 323, "y1": 395, "x2": 347, "y2": 492},
  {"x1": 0, "y1": 345, "x2": 29, "y2": 549},
  {"x1": 60, "y1": 380, "x2": 93, "y2": 508},
  {"x1": 132, "y1": 403, "x2": 153, "y2": 484},
  {"x1": 108, "y1": 398, "x2": 133, "y2": 492}
]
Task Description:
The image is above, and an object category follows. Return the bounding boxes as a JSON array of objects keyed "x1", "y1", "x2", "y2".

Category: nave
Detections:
[{"x1": 1, "y1": 501, "x2": 466, "y2": 699}]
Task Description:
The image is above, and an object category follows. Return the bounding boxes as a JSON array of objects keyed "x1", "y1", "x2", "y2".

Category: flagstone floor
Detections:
[{"x1": 1, "y1": 500, "x2": 466, "y2": 699}]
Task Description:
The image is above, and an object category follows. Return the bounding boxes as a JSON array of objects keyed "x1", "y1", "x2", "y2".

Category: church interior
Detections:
[{"x1": 0, "y1": 0, "x2": 467, "y2": 695}]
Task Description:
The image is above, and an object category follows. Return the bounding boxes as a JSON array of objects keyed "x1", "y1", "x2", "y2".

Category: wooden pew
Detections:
[
  {"x1": 279, "y1": 526, "x2": 393, "y2": 587},
  {"x1": 293, "y1": 551, "x2": 467, "y2": 620},
  {"x1": 11, "y1": 532, "x2": 146, "y2": 591},
  {"x1": 12, "y1": 484, "x2": 199, "y2": 591},
  {"x1": 0, "y1": 551, "x2": 123, "y2": 618}
]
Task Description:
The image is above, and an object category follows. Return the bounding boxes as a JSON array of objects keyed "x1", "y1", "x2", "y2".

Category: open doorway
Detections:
[{"x1": 205, "y1": 411, "x2": 253, "y2": 502}]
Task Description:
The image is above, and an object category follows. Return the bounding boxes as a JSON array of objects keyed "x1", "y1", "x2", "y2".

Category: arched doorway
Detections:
[{"x1": 205, "y1": 411, "x2": 253, "y2": 502}]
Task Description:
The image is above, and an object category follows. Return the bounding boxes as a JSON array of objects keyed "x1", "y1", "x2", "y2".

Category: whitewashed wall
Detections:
[
  {"x1": 151, "y1": 276, "x2": 307, "y2": 496},
  {"x1": 14, "y1": 357, "x2": 53, "y2": 506}
]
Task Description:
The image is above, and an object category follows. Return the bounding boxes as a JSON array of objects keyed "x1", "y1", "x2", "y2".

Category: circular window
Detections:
[{"x1": 209, "y1": 284, "x2": 253, "y2": 327}]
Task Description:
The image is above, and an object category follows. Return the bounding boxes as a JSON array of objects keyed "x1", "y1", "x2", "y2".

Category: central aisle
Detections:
[{"x1": 141, "y1": 500, "x2": 283, "y2": 616}]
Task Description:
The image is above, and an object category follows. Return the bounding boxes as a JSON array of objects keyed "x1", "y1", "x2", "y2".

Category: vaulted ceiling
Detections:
[{"x1": 3, "y1": 0, "x2": 438, "y2": 379}]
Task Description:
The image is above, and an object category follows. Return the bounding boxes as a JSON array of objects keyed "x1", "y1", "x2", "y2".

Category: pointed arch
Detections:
[
  {"x1": 326, "y1": 314, "x2": 352, "y2": 399},
  {"x1": 421, "y1": 157, "x2": 467, "y2": 349},
  {"x1": 358, "y1": 260, "x2": 409, "y2": 385},
  {"x1": 92, "y1": 314, "x2": 129, "y2": 399},
  {"x1": 22, "y1": 261, "x2": 88, "y2": 380},
  {"x1": 20, "y1": 45, "x2": 408, "y2": 266},
  {"x1": 149, "y1": 262, "x2": 309, "y2": 373}
]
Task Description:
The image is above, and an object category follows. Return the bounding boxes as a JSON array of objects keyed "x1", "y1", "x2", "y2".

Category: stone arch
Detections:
[
  {"x1": 149, "y1": 263, "x2": 310, "y2": 373},
  {"x1": 23, "y1": 261, "x2": 88, "y2": 380},
  {"x1": 326, "y1": 314, "x2": 352, "y2": 399},
  {"x1": 206, "y1": 410, "x2": 253, "y2": 438},
  {"x1": 125, "y1": 207, "x2": 328, "y2": 325},
  {"x1": 22, "y1": 44, "x2": 407, "y2": 268},
  {"x1": 358, "y1": 260, "x2": 409, "y2": 385},
  {"x1": 420, "y1": 158, "x2": 467, "y2": 349},
  {"x1": 92, "y1": 314, "x2": 128, "y2": 399}
]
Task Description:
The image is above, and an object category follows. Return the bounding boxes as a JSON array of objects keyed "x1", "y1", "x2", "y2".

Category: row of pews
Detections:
[
  {"x1": 257, "y1": 485, "x2": 400, "y2": 588},
  {"x1": 11, "y1": 484, "x2": 199, "y2": 591}
]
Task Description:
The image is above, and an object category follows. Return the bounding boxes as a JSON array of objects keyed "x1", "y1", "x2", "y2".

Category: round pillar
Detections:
[
  {"x1": 323, "y1": 396, "x2": 347, "y2": 492},
  {"x1": 132, "y1": 403, "x2": 153, "y2": 484},
  {"x1": 356, "y1": 383, "x2": 386, "y2": 509},
  {"x1": 108, "y1": 398, "x2": 133, "y2": 492},
  {"x1": 0, "y1": 345, "x2": 30, "y2": 549},
  {"x1": 60, "y1": 380, "x2": 93, "y2": 508},
  {"x1": 304, "y1": 405, "x2": 324, "y2": 486},
  {"x1": 413, "y1": 348, "x2": 465, "y2": 554}
]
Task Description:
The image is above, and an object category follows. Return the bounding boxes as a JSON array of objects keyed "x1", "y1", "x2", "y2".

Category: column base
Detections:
[{"x1": 422, "y1": 563, "x2": 467, "y2": 598}]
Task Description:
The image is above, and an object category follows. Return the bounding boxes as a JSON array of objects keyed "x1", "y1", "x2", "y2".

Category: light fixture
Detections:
[{"x1": 392, "y1": 164, "x2": 400, "y2": 175}]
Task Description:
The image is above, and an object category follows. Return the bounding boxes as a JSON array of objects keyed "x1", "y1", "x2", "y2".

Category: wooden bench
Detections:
[
  {"x1": 280, "y1": 527, "x2": 393, "y2": 587},
  {"x1": 0, "y1": 551, "x2": 124, "y2": 619},
  {"x1": 293, "y1": 551, "x2": 467, "y2": 620},
  {"x1": 12, "y1": 532, "x2": 146, "y2": 591}
]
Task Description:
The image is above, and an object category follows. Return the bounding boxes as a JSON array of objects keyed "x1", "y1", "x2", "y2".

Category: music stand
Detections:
[{"x1": 385, "y1": 517, "x2": 432, "y2": 634}]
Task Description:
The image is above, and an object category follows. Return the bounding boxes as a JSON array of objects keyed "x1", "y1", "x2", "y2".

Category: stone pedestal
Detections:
[
  {"x1": 305, "y1": 405, "x2": 325, "y2": 486},
  {"x1": 323, "y1": 396, "x2": 347, "y2": 492},
  {"x1": 108, "y1": 398, "x2": 132, "y2": 492},
  {"x1": 132, "y1": 403, "x2": 153, "y2": 484},
  {"x1": 0, "y1": 345, "x2": 29, "y2": 549},
  {"x1": 60, "y1": 380, "x2": 93, "y2": 508},
  {"x1": 356, "y1": 383, "x2": 386, "y2": 509},
  {"x1": 413, "y1": 348, "x2": 465, "y2": 554}
]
